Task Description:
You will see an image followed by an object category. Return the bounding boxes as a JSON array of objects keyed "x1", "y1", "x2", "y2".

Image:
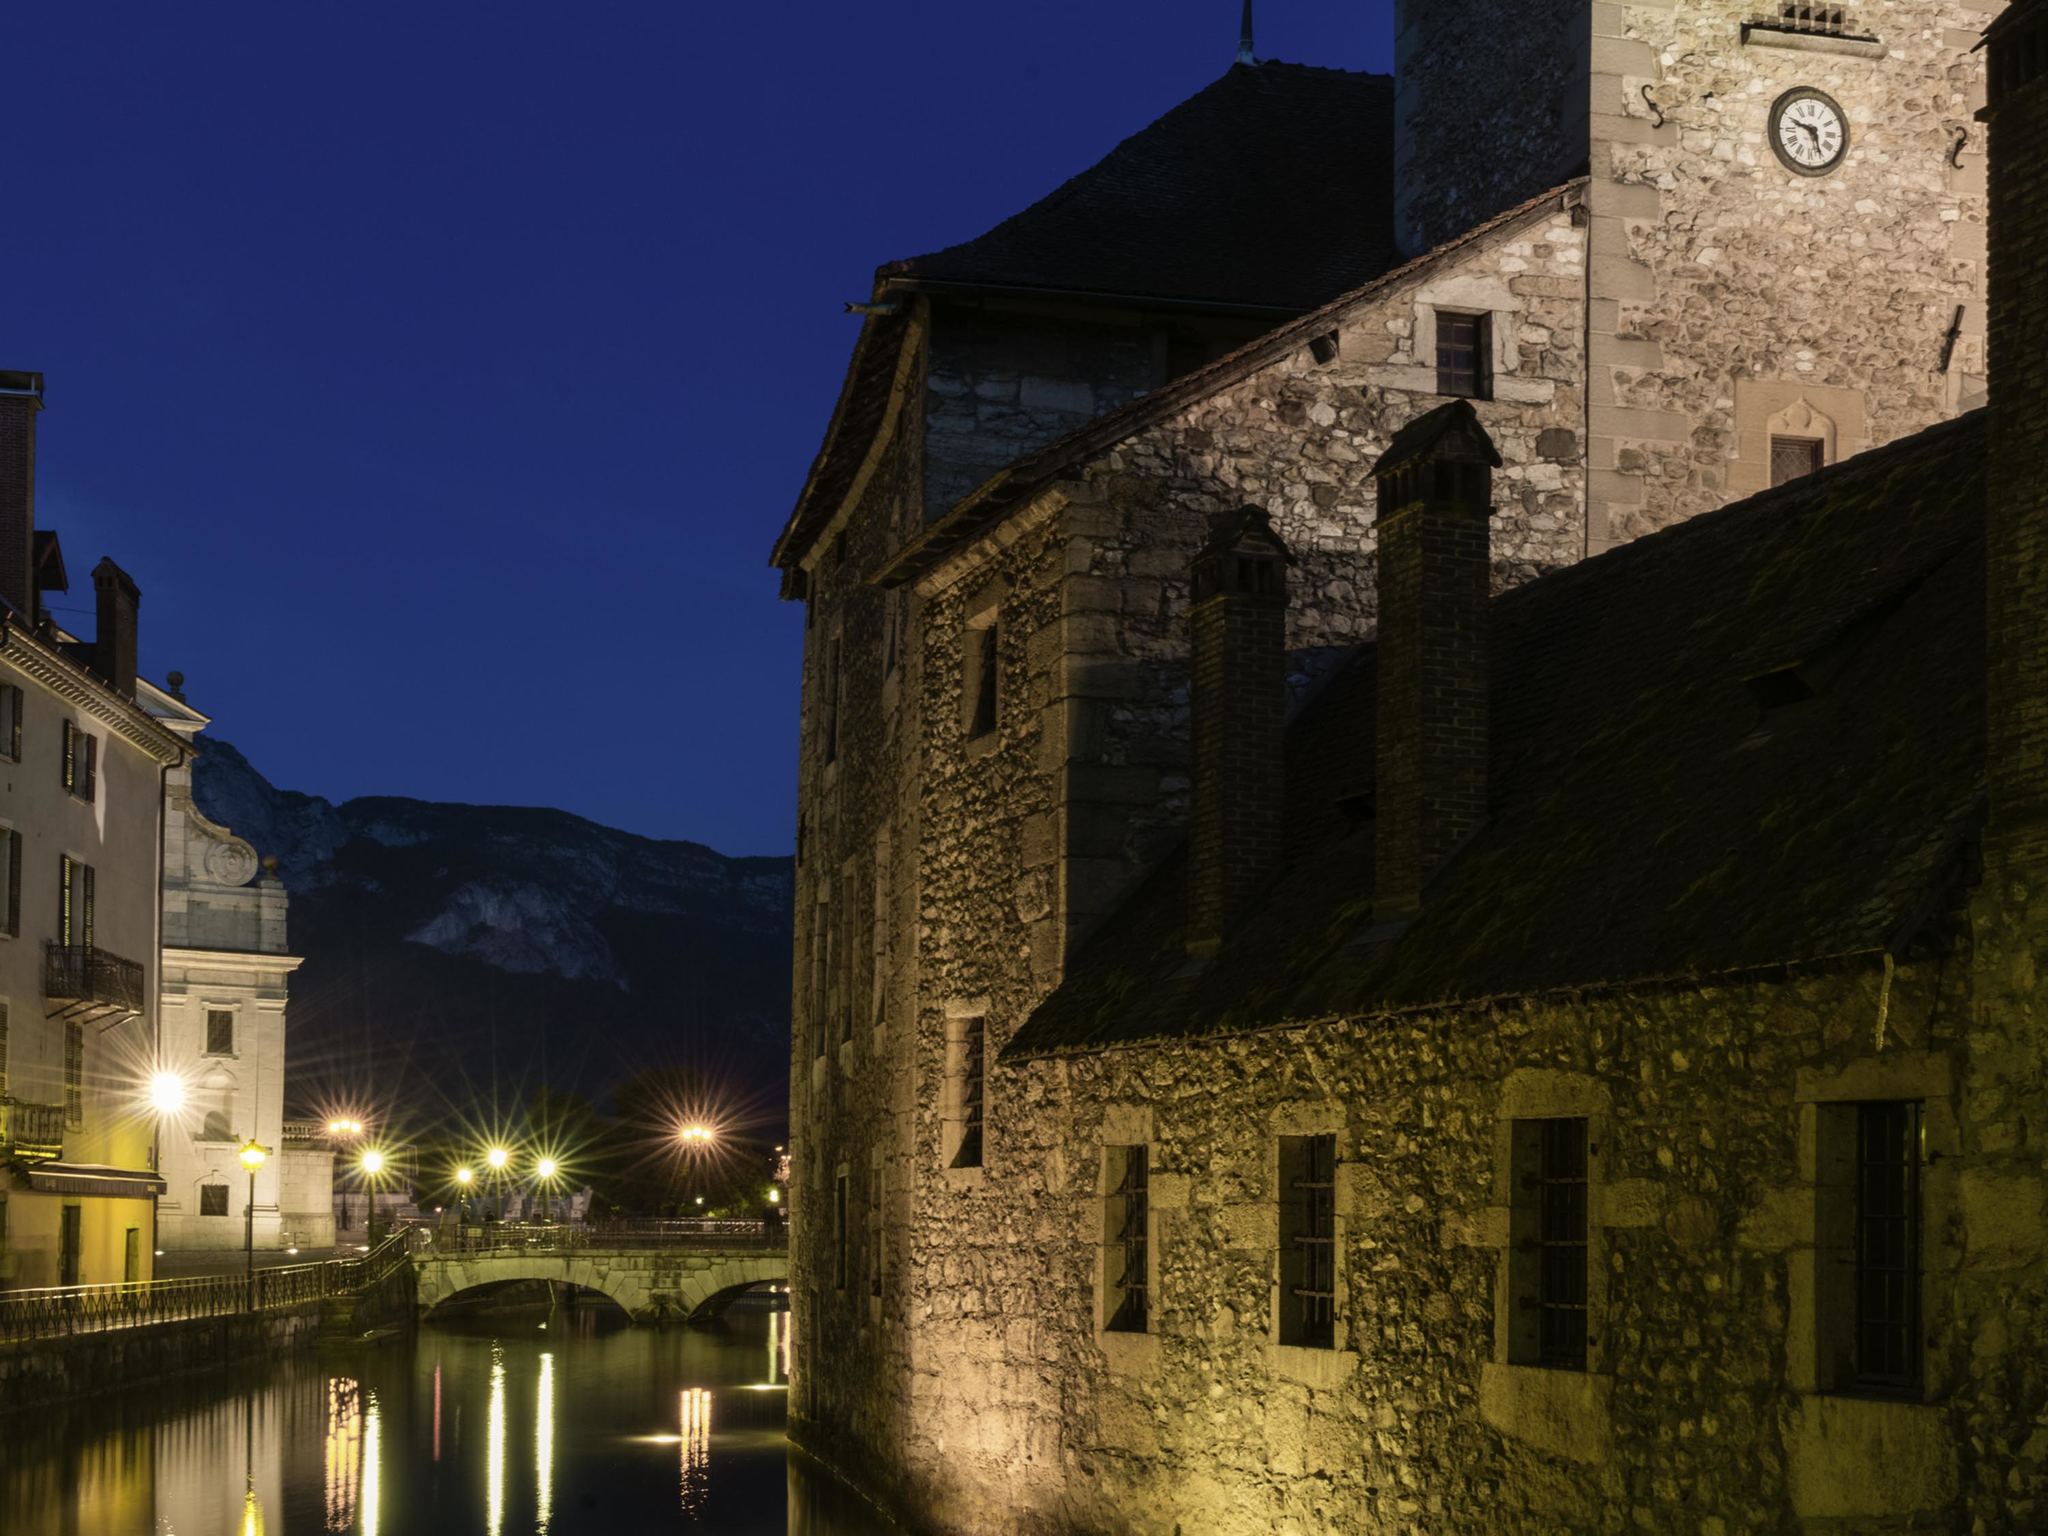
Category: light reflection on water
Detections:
[{"x1": 1, "y1": 1301, "x2": 885, "y2": 1535}]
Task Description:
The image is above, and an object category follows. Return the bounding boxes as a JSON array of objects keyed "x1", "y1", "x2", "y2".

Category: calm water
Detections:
[{"x1": 1, "y1": 1304, "x2": 891, "y2": 1535}]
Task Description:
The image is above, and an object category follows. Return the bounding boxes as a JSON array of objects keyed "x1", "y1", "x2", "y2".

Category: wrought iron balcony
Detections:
[
  {"x1": 43, "y1": 942, "x2": 146, "y2": 1017},
  {"x1": 0, "y1": 1096, "x2": 64, "y2": 1161}
]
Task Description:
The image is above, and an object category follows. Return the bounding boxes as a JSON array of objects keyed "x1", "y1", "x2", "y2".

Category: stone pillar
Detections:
[
  {"x1": 1984, "y1": 0, "x2": 2048, "y2": 872},
  {"x1": 1370, "y1": 399, "x2": 1501, "y2": 921},
  {"x1": 1186, "y1": 506, "x2": 1290, "y2": 959}
]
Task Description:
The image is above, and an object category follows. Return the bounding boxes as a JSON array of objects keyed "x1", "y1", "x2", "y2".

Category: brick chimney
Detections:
[
  {"x1": 1983, "y1": 0, "x2": 2048, "y2": 869},
  {"x1": 0, "y1": 372, "x2": 42, "y2": 621},
  {"x1": 1370, "y1": 400, "x2": 1500, "y2": 921},
  {"x1": 1186, "y1": 506, "x2": 1291, "y2": 959},
  {"x1": 92, "y1": 558, "x2": 140, "y2": 700}
]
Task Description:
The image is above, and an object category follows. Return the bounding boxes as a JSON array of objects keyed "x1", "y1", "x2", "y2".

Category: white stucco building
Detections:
[{"x1": 144, "y1": 685, "x2": 323, "y2": 1251}]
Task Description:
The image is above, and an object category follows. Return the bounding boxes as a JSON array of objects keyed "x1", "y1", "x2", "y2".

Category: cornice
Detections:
[
  {"x1": 162, "y1": 945, "x2": 305, "y2": 973},
  {"x1": 0, "y1": 618, "x2": 187, "y2": 766}
]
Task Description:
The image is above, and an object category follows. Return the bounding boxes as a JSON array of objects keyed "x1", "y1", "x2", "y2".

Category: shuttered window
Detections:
[
  {"x1": 0, "y1": 685, "x2": 21, "y2": 762},
  {"x1": 63, "y1": 1021, "x2": 83, "y2": 1127},
  {"x1": 59, "y1": 855, "x2": 94, "y2": 949},
  {"x1": 0, "y1": 827, "x2": 19, "y2": 938},
  {"x1": 61, "y1": 721, "x2": 97, "y2": 802}
]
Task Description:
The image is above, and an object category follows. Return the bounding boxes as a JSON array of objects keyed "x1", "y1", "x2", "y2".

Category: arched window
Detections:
[{"x1": 199, "y1": 1070, "x2": 236, "y2": 1143}]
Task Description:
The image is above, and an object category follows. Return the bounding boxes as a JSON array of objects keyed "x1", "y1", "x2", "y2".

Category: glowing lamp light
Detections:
[
  {"x1": 678, "y1": 1124, "x2": 714, "y2": 1147},
  {"x1": 238, "y1": 1140, "x2": 268, "y2": 1172},
  {"x1": 327, "y1": 1118, "x2": 365, "y2": 1136},
  {"x1": 455, "y1": 1167, "x2": 474, "y2": 1186},
  {"x1": 148, "y1": 1071, "x2": 188, "y2": 1116},
  {"x1": 766, "y1": 1188, "x2": 781, "y2": 1204},
  {"x1": 693, "y1": 1196, "x2": 705, "y2": 1207},
  {"x1": 360, "y1": 1149, "x2": 386, "y2": 1176},
  {"x1": 536, "y1": 1157, "x2": 558, "y2": 1180},
  {"x1": 486, "y1": 1146, "x2": 510, "y2": 1170}
]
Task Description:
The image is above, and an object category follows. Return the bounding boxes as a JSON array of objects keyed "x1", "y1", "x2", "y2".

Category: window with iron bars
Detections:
[
  {"x1": 1509, "y1": 1117, "x2": 1590, "y2": 1370},
  {"x1": 1751, "y1": 5, "x2": 1871, "y2": 39},
  {"x1": 949, "y1": 1015, "x2": 985, "y2": 1169},
  {"x1": 1853, "y1": 1101, "x2": 1920, "y2": 1391},
  {"x1": 1278, "y1": 1134, "x2": 1337, "y2": 1348},
  {"x1": 1104, "y1": 1145, "x2": 1149, "y2": 1333}
]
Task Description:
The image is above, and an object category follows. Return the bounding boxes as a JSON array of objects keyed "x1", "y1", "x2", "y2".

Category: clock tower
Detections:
[{"x1": 1394, "y1": 0, "x2": 2000, "y2": 550}]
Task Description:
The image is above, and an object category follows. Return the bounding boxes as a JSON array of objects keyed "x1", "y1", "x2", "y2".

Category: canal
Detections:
[{"x1": 0, "y1": 1298, "x2": 890, "y2": 1534}]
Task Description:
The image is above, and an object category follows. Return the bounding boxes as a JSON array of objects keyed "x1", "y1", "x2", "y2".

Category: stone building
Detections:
[
  {"x1": 0, "y1": 374, "x2": 183, "y2": 1290},
  {"x1": 772, "y1": 3, "x2": 2041, "y2": 1531},
  {"x1": 142, "y1": 685, "x2": 317, "y2": 1253}
]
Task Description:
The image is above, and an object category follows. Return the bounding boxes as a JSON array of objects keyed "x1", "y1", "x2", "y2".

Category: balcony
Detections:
[
  {"x1": 43, "y1": 942, "x2": 146, "y2": 1021},
  {"x1": 0, "y1": 1096, "x2": 64, "y2": 1161}
]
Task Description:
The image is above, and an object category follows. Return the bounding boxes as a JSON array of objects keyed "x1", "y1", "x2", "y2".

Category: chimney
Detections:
[
  {"x1": 1983, "y1": 0, "x2": 2048, "y2": 869},
  {"x1": 1370, "y1": 399, "x2": 1500, "y2": 921},
  {"x1": 0, "y1": 371, "x2": 42, "y2": 621},
  {"x1": 1186, "y1": 506, "x2": 1291, "y2": 959},
  {"x1": 92, "y1": 558, "x2": 140, "y2": 700}
]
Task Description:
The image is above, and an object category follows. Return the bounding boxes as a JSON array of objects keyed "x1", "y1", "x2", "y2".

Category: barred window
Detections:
[
  {"x1": 947, "y1": 1014, "x2": 985, "y2": 1169},
  {"x1": 1854, "y1": 1102, "x2": 1920, "y2": 1388},
  {"x1": 200, "y1": 1183, "x2": 230, "y2": 1217},
  {"x1": 1104, "y1": 1145, "x2": 1150, "y2": 1333},
  {"x1": 1509, "y1": 1118, "x2": 1589, "y2": 1370},
  {"x1": 1278, "y1": 1134, "x2": 1337, "y2": 1348},
  {"x1": 1771, "y1": 435, "x2": 1825, "y2": 487},
  {"x1": 206, "y1": 1009, "x2": 235, "y2": 1056},
  {"x1": 1436, "y1": 311, "x2": 1492, "y2": 400}
]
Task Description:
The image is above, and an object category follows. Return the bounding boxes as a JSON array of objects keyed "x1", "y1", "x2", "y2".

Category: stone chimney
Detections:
[
  {"x1": 92, "y1": 558, "x2": 140, "y2": 700},
  {"x1": 1370, "y1": 400, "x2": 1500, "y2": 921},
  {"x1": 0, "y1": 372, "x2": 42, "y2": 621},
  {"x1": 1983, "y1": 0, "x2": 2048, "y2": 869},
  {"x1": 1186, "y1": 506, "x2": 1291, "y2": 959}
]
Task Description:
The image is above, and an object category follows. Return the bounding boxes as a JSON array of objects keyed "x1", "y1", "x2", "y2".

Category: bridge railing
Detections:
[
  {"x1": 0, "y1": 1229, "x2": 420, "y2": 1343},
  {"x1": 410, "y1": 1217, "x2": 788, "y2": 1256}
]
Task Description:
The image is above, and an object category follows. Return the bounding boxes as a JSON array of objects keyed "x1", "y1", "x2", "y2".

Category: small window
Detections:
[
  {"x1": 868, "y1": 1148, "x2": 884, "y2": 1303},
  {"x1": 199, "y1": 1184, "x2": 230, "y2": 1217},
  {"x1": 947, "y1": 1014, "x2": 985, "y2": 1169},
  {"x1": 963, "y1": 620, "x2": 999, "y2": 741},
  {"x1": 1771, "y1": 435, "x2": 1826, "y2": 486},
  {"x1": 822, "y1": 637, "x2": 842, "y2": 766},
  {"x1": 205, "y1": 1009, "x2": 235, "y2": 1056},
  {"x1": 0, "y1": 685, "x2": 21, "y2": 762},
  {"x1": 63, "y1": 1020, "x2": 83, "y2": 1127},
  {"x1": 1278, "y1": 1134, "x2": 1337, "y2": 1348},
  {"x1": 61, "y1": 721, "x2": 98, "y2": 802},
  {"x1": 1104, "y1": 1145, "x2": 1150, "y2": 1333},
  {"x1": 58, "y1": 855, "x2": 94, "y2": 949},
  {"x1": 1509, "y1": 1118, "x2": 1590, "y2": 1370},
  {"x1": 1817, "y1": 1100, "x2": 1922, "y2": 1393},
  {"x1": 834, "y1": 1170, "x2": 849, "y2": 1291},
  {"x1": 882, "y1": 596, "x2": 903, "y2": 678},
  {"x1": 1436, "y1": 311, "x2": 1493, "y2": 400}
]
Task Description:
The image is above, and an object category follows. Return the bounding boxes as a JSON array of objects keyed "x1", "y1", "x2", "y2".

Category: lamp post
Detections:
[
  {"x1": 327, "y1": 1118, "x2": 365, "y2": 1233},
  {"x1": 534, "y1": 1157, "x2": 559, "y2": 1225},
  {"x1": 677, "y1": 1123, "x2": 715, "y2": 1214},
  {"x1": 486, "y1": 1145, "x2": 510, "y2": 1222},
  {"x1": 360, "y1": 1149, "x2": 387, "y2": 1249},
  {"x1": 238, "y1": 1139, "x2": 268, "y2": 1310}
]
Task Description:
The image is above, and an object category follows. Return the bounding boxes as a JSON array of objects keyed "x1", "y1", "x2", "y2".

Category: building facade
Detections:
[
  {"x1": 0, "y1": 374, "x2": 183, "y2": 1290},
  {"x1": 145, "y1": 686, "x2": 313, "y2": 1253},
  {"x1": 773, "y1": 2, "x2": 2044, "y2": 1531}
]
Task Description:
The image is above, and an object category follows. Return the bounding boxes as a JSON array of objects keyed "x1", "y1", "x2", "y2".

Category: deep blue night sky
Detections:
[{"x1": 9, "y1": 3, "x2": 1394, "y2": 856}]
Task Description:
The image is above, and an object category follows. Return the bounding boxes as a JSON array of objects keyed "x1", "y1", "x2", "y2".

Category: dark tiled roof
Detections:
[
  {"x1": 1008, "y1": 413, "x2": 1989, "y2": 1058},
  {"x1": 874, "y1": 181, "x2": 1585, "y2": 590},
  {"x1": 889, "y1": 63, "x2": 1398, "y2": 312}
]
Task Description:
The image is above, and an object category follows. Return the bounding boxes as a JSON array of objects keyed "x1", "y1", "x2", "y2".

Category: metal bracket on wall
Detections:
[{"x1": 1640, "y1": 84, "x2": 1665, "y2": 129}]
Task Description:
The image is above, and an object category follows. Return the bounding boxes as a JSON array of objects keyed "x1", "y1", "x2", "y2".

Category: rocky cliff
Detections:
[{"x1": 191, "y1": 737, "x2": 794, "y2": 1121}]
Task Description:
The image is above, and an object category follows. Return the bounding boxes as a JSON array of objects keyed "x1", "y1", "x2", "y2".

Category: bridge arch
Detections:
[{"x1": 412, "y1": 1247, "x2": 785, "y2": 1323}]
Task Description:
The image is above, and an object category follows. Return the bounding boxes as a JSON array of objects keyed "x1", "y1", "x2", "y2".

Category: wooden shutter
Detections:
[
  {"x1": 81, "y1": 862, "x2": 94, "y2": 950},
  {"x1": 5, "y1": 686, "x2": 17, "y2": 762},
  {"x1": 5, "y1": 829, "x2": 18, "y2": 938},
  {"x1": 59, "y1": 852, "x2": 72, "y2": 947},
  {"x1": 83, "y1": 734, "x2": 97, "y2": 801},
  {"x1": 61, "y1": 720, "x2": 74, "y2": 791}
]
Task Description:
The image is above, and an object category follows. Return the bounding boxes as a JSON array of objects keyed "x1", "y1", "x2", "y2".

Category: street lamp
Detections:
[
  {"x1": 534, "y1": 1157, "x2": 559, "y2": 1224},
  {"x1": 486, "y1": 1146, "x2": 510, "y2": 1222},
  {"x1": 238, "y1": 1140, "x2": 268, "y2": 1310},
  {"x1": 148, "y1": 1072, "x2": 187, "y2": 1116},
  {"x1": 360, "y1": 1149, "x2": 387, "y2": 1248}
]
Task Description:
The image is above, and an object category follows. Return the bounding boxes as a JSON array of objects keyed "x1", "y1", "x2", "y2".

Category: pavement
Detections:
[{"x1": 152, "y1": 1239, "x2": 375, "y2": 1279}]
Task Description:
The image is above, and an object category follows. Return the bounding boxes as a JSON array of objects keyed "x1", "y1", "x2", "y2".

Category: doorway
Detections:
[
  {"x1": 123, "y1": 1226, "x2": 140, "y2": 1283},
  {"x1": 59, "y1": 1204, "x2": 81, "y2": 1286}
]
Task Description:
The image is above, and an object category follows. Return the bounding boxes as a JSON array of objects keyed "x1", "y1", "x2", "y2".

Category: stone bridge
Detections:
[{"x1": 410, "y1": 1223, "x2": 786, "y2": 1322}]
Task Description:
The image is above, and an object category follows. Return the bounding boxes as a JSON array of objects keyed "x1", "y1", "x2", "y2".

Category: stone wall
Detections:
[
  {"x1": 1586, "y1": 0, "x2": 1996, "y2": 545},
  {"x1": 0, "y1": 1300, "x2": 329, "y2": 1415}
]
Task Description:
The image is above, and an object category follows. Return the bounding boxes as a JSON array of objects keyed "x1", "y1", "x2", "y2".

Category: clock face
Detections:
[{"x1": 1770, "y1": 88, "x2": 1849, "y2": 176}]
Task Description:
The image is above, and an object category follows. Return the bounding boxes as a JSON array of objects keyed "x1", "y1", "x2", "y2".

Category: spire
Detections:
[{"x1": 1237, "y1": 0, "x2": 1255, "y2": 65}]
